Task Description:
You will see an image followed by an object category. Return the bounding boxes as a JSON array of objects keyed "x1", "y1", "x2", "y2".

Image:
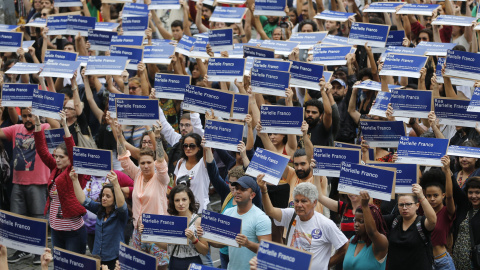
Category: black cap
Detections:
[{"x1": 231, "y1": 176, "x2": 258, "y2": 191}]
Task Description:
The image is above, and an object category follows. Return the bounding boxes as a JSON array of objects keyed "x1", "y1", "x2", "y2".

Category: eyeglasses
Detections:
[
  {"x1": 398, "y1": 203, "x2": 415, "y2": 209},
  {"x1": 183, "y1": 143, "x2": 197, "y2": 149},
  {"x1": 142, "y1": 140, "x2": 152, "y2": 145},
  {"x1": 180, "y1": 123, "x2": 192, "y2": 128},
  {"x1": 42, "y1": 13, "x2": 48, "y2": 16}
]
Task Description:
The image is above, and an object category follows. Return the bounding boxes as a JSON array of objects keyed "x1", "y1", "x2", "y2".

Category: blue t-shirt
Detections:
[{"x1": 224, "y1": 205, "x2": 271, "y2": 270}]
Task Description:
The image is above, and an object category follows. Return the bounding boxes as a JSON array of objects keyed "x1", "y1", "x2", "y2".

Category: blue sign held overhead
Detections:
[
  {"x1": 397, "y1": 4, "x2": 440, "y2": 15},
  {"x1": 175, "y1": 35, "x2": 197, "y2": 56},
  {"x1": 445, "y1": 49, "x2": 480, "y2": 81},
  {"x1": 368, "y1": 91, "x2": 391, "y2": 118},
  {"x1": 73, "y1": 147, "x2": 112, "y2": 177},
  {"x1": 0, "y1": 24, "x2": 20, "y2": 31},
  {"x1": 67, "y1": 15, "x2": 95, "y2": 36},
  {"x1": 122, "y1": 17, "x2": 148, "y2": 36},
  {"x1": 232, "y1": 93, "x2": 249, "y2": 120},
  {"x1": 289, "y1": 61, "x2": 323, "y2": 91},
  {"x1": 85, "y1": 56, "x2": 129, "y2": 76},
  {"x1": 95, "y1": 22, "x2": 119, "y2": 31},
  {"x1": 260, "y1": 105, "x2": 303, "y2": 135},
  {"x1": 434, "y1": 98, "x2": 480, "y2": 128},
  {"x1": 312, "y1": 46, "x2": 351, "y2": 66},
  {"x1": 243, "y1": 46, "x2": 274, "y2": 59},
  {"x1": 208, "y1": 28, "x2": 233, "y2": 51},
  {"x1": 0, "y1": 210, "x2": 48, "y2": 255},
  {"x1": 380, "y1": 53, "x2": 428, "y2": 78},
  {"x1": 154, "y1": 73, "x2": 190, "y2": 100},
  {"x1": 448, "y1": 145, "x2": 480, "y2": 159},
  {"x1": 390, "y1": 89, "x2": 432, "y2": 118},
  {"x1": 432, "y1": 15, "x2": 476, "y2": 27},
  {"x1": 143, "y1": 43, "x2": 175, "y2": 65},
  {"x1": 201, "y1": 210, "x2": 242, "y2": 247},
  {"x1": 88, "y1": 30, "x2": 117, "y2": 51},
  {"x1": 5, "y1": 62, "x2": 44, "y2": 74},
  {"x1": 257, "y1": 240, "x2": 312, "y2": 270},
  {"x1": 396, "y1": 136, "x2": 449, "y2": 167},
  {"x1": 0, "y1": 83, "x2": 37, "y2": 107},
  {"x1": 207, "y1": 58, "x2": 245, "y2": 82},
  {"x1": 204, "y1": 120, "x2": 244, "y2": 152},
  {"x1": 352, "y1": 80, "x2": 398, "y2": 92},
  {"x1": 246, "y1": 148, "x2": 290, "y2": 185},
  {"x1": 363, "y1": 2, "x2": 404, "y2": 13},
  {"x1": 360, "y1": 120, "x2": 405, "y2": 148},
  {"x1": 348, "y1": 22, "x2": 390, "y2": 48},
  {"x1": 119, "y1": 243, "x2": 157, "y2": 270},
  {"x1": 339, "y1": 162, "x2": 396, "y2": 201},
  {"x1": 254, "y1": 0, "x2": 286, "y2": 16},
  {"x1": 334, "y1": 141, "x2": 375, "y2": 161},
  {"x1": 251, "y1": 68, "x2": 290, "y2": 97},
  {"x1": 386, "y1": 30, "x2": 405, "y2": 47},
  {"x1": 183, "y1": 85, "x2": 234, "y2": 119},
  {"x1": 253, "y1": 58, "x2": 291, "y2": 72},
  {"x1": 122, "y1": 2, "x2": 149, "y2": 17},
  {"x1": 54, "y1": 0, "x2": 82, "y2": 7},
  {"x1": 44, "y1": 50, "x2": 78, "y2": 62},
  {"x1": 288, "y1": 32, "x2": 327, "y2": 49},
  {"x1": 141, "y1": 214, "x2": 188, "y2": 245},
  {"x1": 210, "y1": 7, "x2": 247, "y2": 23},
  {"x1": 116, "y1": 99, "x2": 160, "y2": 125},
  {"x1": 31, "y1": 90, "x2": 64, "y2": 120},
  {"x1": 416, "y1": 41, "x2": 456, "y2": 56},
  {"x1": 149, "y1": 0, "x2": 180, "y2": 9},
  {"x1": 45, "y1": 128, "x2": 65, "y2": 154},
  {"x1": 468, "y1": 87, "x2": 480, "y2": 113},
  {"x1": 40, "y1": 59, "x2": 81, "y2": 79},
  {"x1": 321, "y1": 34, "x2": 349, "y2": 45},
  {"x1": 110, "y1": 46, "x2": 144, "y2": 70},
  {"x1": 315, "y1": 10, "x2": 355, "y2": 22},
  {"x1": 190, "y1": 36, "x2": 210, "y2": 59},
  {"x1": 380, "y1": 46, "x2": 427, "y2": 61},
  {"x1": 189, "y1": 263, "x2": 218, "y2": 270},
  {"x1": 0, "y1": 31, "x2": 23, "y2": 52},
  {"x1": 259, "y1": 40, "x2": 300, "y2": 56},
  {"x1": 108, "y1": 93, "x2": 148, "y2": 117},
  {"x1": 53, "y1": 248, "x2": 99, "y2": 270},
  {"x1": 110, "y1": 35, "x2": 144, "y2": 46},
  {"x1": 46, "y1": 16, "x2": 69, "y2": 35},
  {"x1": 313, "y1": 146, "x2": 361, "y2": 177},
  {"x1": 369, "y1": 162, "x2": 419, "y2": 194}
]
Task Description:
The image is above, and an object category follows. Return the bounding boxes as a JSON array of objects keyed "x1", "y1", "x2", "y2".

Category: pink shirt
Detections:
[
  {"x1": 2, "y1": 123, "x2": 50, "y2": 185},
  {"x1": 119, "y1": 151, "x2": 169, "y2": 228}
]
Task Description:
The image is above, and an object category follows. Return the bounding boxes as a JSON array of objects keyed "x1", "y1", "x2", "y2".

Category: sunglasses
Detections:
[
  {"x1": 183, "y1": 143, "x2": 197, "y2": 149},
  {"x1": 42, "y1": 13, "x2": 48, "y2": 16}
]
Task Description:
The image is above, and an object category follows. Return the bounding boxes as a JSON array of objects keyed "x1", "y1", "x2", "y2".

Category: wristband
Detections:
[
  {"x1": 192, "y1": 238, "x2": 199, "y2": 245},
  {"x1": 262, "y1": 191, "x2": 268, "y2": 195},
  {"x1": 419, "y1": 197, "x2": 426, "y2": 203}
]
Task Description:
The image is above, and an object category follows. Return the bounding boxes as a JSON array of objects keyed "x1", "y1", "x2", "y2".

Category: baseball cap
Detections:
[
  {"x1": 332, "y1": 78, "x2": 346, "y2": 88},
  {"x1": 231, "y1": 176, "x2": 258, "y2": 191}
]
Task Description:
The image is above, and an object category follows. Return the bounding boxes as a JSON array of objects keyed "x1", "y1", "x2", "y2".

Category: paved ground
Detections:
[{"x1": 7, "y1": 193, "x2": 223, "y2": 269}]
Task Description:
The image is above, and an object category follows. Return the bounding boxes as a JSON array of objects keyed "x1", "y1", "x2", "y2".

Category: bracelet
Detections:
[
  {"x1": 71, "y1": 87, "x2": 77, "y2": 91},
  {"x1": 192, "y1": 238, "x2": 199, "y2": 245},
  {"x1": 262, "y1": 191, "x2": 268, "y2": 195},
  {"x1": 419, "y1": 197, "x2": 426, "y2": 203}
]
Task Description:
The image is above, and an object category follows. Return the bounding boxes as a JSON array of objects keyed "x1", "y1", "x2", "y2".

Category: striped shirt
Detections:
[{"x1": 49, "y1": 183, "x2": 84, "y2": 231}]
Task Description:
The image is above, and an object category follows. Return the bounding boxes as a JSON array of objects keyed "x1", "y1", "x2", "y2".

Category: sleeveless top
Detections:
[
  {"x1": 343, "y1": 236, "x2": 387, "y2": 270},
  {"x1": 167, "y1": 214, "x2": 201, "y2": 258}
]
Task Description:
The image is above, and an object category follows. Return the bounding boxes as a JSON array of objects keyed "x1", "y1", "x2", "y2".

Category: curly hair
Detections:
[{"x1": 167, "y1": 184, "x2": 199, "y2": 216}]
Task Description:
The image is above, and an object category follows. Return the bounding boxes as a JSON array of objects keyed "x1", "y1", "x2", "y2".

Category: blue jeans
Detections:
[
  {"x1": 220, "y1": 252, "x2": 229, "y2": 269},
  {"x1": 51, "y1": 225, "x2": 87, "y2": 254},
  {"x1": 434, "y1": 252, "x2": 455, "y2": 270}
]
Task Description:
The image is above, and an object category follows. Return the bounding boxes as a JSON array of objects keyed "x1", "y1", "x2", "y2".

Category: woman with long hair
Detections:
[
  {"x1": 71, "y1": 170, "x2": 128, "y2": 270},
  {"x1": 140, "y1": 184, "x2": 209, "y2": 270},
  {"x1": 173, "y1": 133, "x2": 210, "y2": 213},
  {"x1": 33, "y1": 111, "x2": 88, "y2": 254},
  {"x1": 454, "y1": 141, "x2": 480, "y2": 189},
  {"x1": 116, "y1": 122, "x2": 170, "y2": 270},
  {"x1": 343, "y1": 191, "x2": 388, "y2": 270}
]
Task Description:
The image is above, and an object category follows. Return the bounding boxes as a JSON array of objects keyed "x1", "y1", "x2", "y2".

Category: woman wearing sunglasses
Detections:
[
  {"x1": 173, "y1": 133, "x2": 210, "y2": 214},
  {"x1": 117, "y1": 123, "x2": 170, "y2": 270}
]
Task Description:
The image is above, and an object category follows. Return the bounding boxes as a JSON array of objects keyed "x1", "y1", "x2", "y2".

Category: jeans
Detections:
[
  {"x1": 220, "y1": 252, "x2": 229, "y2": 269},
  {"x1": 434, "y1": 252, "x2": 456, "y2": 270},
  {"x1": 200, "y1": 250, "x2": 213, "y2": 267},
  {"x1": 10, "y1": 184, "x2": 46, "y2": 219},
  {"x1": 51, "y1": 225, "x2": 87, "y2": 254}
]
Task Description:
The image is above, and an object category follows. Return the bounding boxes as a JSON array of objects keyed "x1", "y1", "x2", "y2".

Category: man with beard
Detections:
[
  {"x1": 303, "y1": 78, "x2": 334, "y2": 146},
  {"x1": 158, "y1": 111, "x2": 205, "y2": 174},
  {"x1": 282, "y1": 149, "x2": 327, "y2": 213},
  {"x1": 260, "y1": 16, "x2": 279, "y2": 39},
  {"x1": 0, "y1": 107, "x2": 59, "y2": 264}
]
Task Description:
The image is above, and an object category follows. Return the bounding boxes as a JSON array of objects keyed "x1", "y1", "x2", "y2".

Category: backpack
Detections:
[{"x1": 391, "y1": 215, "x2": 434, "y2": 266}]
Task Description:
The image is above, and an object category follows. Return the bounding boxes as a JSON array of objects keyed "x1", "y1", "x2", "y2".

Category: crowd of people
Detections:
[{"x1": 1, "y1": 0, "x2": 480, "y2": 269}]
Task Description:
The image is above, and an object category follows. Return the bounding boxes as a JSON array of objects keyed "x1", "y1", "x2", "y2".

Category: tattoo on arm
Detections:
[{"x1": 155, "y1": 137, "x2": 165, "y2": 160}]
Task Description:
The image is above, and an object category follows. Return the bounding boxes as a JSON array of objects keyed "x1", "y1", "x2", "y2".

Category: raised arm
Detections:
[
  {"x1": 195, "y1": 1, "x2": 209, "y2": 33},
  {"x1": 153, "y1": 121, "x2": 166, "y2": 163},
  {"x1": 359, "y1": 191, "x2": 388, "y2": 260},
  {"x1": 81, "y1": 70, "x2": 104, "y2": 123},
  {"x1": 320, "y1": 79, "x2": 333, "y2": 130},
  {"x1": 314, "y1": 173, "x2": 339, "y2": 212},
  {"x1": 348, "y1": 86, "x2": 361, "y2": 125},
  {"x1": 70, "y1": 169, "x2": 86, "y2": 204},
  {"x1": 302, "y1": 121, "x2": 313, "y2": 161},
  {"x1": 441, "y1": 156, "x2": 455, "y2": 218},
  {"x1": 285, "y1": 88, "x2": 297, "y2": 155},
  {"x1": 413, "y1": 184, "x2": 437, "y2": 231},
  {"x1": 257, "y1": 174, "x2": 283, "y2": 221},
  {"x1": 108, "y1": 171, "x2": 126, "y2": 208}
]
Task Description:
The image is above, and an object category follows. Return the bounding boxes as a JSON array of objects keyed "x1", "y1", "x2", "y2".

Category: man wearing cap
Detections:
[
  {"x1": 257, "y1": 176, "x2": 348, "y2": 270},
  {"x1": 221, "y1": 176, "x2": 272, "y2": 270},
  {"x1": 330, "y1": 76, "x2": 357, "y2": 144}
]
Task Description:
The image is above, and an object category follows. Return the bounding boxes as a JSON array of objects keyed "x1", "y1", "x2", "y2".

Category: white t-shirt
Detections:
[
  {"x1": 174, "y1": 158, "x2": 210, "y2": 212},
  {"x1": 275, "y1": 208, "x2": 348, "y2": 270}
]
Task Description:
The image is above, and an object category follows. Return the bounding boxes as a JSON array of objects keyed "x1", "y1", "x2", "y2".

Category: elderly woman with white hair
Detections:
[{"x1": 257, "y1": 174, "x2": 348, "y2": 270}]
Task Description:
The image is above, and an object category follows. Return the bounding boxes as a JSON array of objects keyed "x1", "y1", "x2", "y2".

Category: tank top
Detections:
[{"x1": 343, "y1": 237, "x2": 387, "y2": 270}]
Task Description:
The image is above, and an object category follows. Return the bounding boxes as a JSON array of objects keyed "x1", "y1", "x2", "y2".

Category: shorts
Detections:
[{"x1": 133, "y1": 228, "x2": 169, "y2": 266}]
